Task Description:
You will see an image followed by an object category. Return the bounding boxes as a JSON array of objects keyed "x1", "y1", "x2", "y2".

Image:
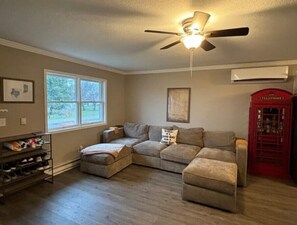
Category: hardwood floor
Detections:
[{"x1": 1, "y1": 165, "x2": 297, "y2": 225}]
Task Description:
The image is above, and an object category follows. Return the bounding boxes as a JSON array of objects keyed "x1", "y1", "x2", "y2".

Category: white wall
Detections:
[{"x1": 125, "y1": 68, "x2": 295, "y2": 139}]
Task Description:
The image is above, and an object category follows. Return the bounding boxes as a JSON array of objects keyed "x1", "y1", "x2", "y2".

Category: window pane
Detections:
[
  {"x1": 47, "y1": 103, "x2": 78, "y2": 130},
  {"x1": 81, "y1": 103, "x2": 103, "y2": 124},
  {"x1": 81, "y1": 80, "x2": 101, "y2": 101},
  {"x1": 47, "y1": 75, "x2": 76, "y2": 101}
]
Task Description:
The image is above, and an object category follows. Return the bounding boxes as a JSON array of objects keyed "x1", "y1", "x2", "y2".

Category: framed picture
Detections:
[
  {"x1": 0, "y1": 77, "x2": 34, "y2": 103},
  {"x1": 167, "y1": 88, "x2": 191, "y2": 123}
]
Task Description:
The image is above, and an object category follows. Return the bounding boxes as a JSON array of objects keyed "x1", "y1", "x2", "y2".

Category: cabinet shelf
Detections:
[
  {"x1": 0, "y1": 159, "x2": 52, "y2": 172},
  {"x1": 256, "y1": 142, "x2": 284, "y2": 146},
  {"x1": 0, "y1": 132, "x2": 49, "y2": 143},
  {"x1": 256, "y1": 148, "x2": 283, "y2": 154},
  {"x1": 256, "y1": 157, "x2": 282, "y2": 164},
  {"x1": 0, "y1": 148, "x2": 50, "y2": 163},
  {"x1": 0, "y1": 173, "x2": 53, "y2": 200},
  {"x1": 0, "y1": 169, "x2": 52, "y2": 188}
]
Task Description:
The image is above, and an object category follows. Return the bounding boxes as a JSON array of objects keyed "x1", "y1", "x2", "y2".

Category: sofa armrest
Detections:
[
  {"x1": 103, "y1": 127, "x2": 124, "y2": 143},
  {"x1": 235, "y1": 139, "x2": 248, "y2": 187}
]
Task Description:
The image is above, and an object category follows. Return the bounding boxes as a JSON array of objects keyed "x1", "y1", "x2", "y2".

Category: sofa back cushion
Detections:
[
  {"x1": 173, "y1": 126, "x2": 204, "y2": 147},
  {"x1": 124, "y1": 122, "x2": 148, "y2": 140},
  {"x1": 203, "y1": 131, "x2": 235, "y2": 152},
  {"x1": 148, "y1": 125, "x2": 172, "y2": 142}
]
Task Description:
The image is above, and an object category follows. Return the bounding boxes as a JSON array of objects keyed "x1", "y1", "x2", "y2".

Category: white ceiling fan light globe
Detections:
[{"x1": 181, "y1": 34, "x2": 205, "y2": 49}]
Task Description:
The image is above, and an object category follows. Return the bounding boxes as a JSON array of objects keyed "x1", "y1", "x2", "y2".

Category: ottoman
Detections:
[
  {"x1": 182, "y1": 157, "x2": 237, "y2": 212},
  {"x1": 80, "y1": 144, "x2": 132, "y2": 178}
]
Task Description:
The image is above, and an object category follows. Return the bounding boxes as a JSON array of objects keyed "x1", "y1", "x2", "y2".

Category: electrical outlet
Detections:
[
  {"x1": 0, "y1": 118, "x2": 6, "y2": 127},
  {"x1": 20, "y1": 118, "x2": 27, "y2": 125},
  {"x1": 78, "y1": 145, "x2": 84, "y2": 152}
]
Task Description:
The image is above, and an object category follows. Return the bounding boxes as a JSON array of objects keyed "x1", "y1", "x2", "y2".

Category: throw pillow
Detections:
[{"x1": 160, "y1": 129, "x2": 178, "y2": 145}]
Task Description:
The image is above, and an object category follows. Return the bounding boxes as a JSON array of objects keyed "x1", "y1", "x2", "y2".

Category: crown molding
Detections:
[
  {"x1": 1, "y1": 38, "x2": 296, "y2": 76},
  {"x1": 124, "y1": 60, "x2": 297, "y2": 75},
  {"x1": 0, "y1": 38, "x2": 125, "y2": 75}
]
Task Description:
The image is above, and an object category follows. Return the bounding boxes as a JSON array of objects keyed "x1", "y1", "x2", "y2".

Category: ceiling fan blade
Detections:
[
  {"x1": 205, "y1": 27, "x2": 249, "y2": 37},
  {"x1": 144, "y1": 29, "x2": 182, "y2": 36},
  {"x1": 200, "y1": 40, "x2": 216, "y2": 51},
  {"x1": 160, "y1": 40, "x2": 181, "y2": 50},
  {"x1": 192, "y1": 11, "x2": 210, "y2": 31}
]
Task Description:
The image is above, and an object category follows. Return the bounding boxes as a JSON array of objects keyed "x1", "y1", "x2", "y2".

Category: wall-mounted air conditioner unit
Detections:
[{"x1": 231, "y1": 66, "x2": 288, "y2": 84}]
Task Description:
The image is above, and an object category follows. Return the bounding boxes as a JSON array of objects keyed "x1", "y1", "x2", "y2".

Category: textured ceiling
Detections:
[{"x1": 0, "y1": 0, "x2": 297, "y2": 73}]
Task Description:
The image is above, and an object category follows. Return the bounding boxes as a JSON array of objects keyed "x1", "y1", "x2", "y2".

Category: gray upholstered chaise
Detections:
[
  {"x1": 80, "y1": 145, "x2": 132, "y2": 178},
  {"x1": 82, "y1": 122, "x2": 248, "y2": 212}
]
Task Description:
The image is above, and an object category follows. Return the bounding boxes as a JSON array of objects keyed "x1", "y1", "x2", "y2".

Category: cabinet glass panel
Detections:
[{"x1": 255, "y1": 107, "x2": 285, "y2": 165}]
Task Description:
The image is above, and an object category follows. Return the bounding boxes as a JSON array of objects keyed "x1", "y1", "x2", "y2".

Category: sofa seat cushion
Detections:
[
  {"x1": 196, "y1": 147, "x2": 236, "y2": 163},
  {"x1": 133, "y1": 140, "x2": 167, "y2": 157},
  {"x1": 203, "y1": 131, "x2": 236, "y2": 152},
  {"x1": 110, "y1": 138, "x2": 142, "y2": 147},
  {"x1": 80, "y1": 146, "x2": 131, "y2": 165},
  {"x1": 183, "y1": 158, "x2": 237, "y2": 195},
  {"x1": 160, "y1": 144, "x2": 201, "y2": 165}
]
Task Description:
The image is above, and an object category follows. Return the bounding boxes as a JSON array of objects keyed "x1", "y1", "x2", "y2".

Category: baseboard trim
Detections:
[{"x1": 53, "y1": 158, "x2": 80, "y2": 176}]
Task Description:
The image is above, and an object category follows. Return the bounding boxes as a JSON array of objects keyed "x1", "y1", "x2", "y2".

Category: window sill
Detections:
[{"x1": 48, "y1": 122, "x2": 107, "y2": 134}]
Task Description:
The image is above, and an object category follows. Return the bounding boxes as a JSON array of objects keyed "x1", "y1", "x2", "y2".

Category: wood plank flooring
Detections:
[{"x1": 1, "y1": 164, "x2": 297, "y2": 225}]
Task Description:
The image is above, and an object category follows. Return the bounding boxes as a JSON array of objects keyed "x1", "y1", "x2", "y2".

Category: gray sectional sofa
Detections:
[
  {"x1": 102, "y1": 122, "x2": 247, "y2": 187},
  {"x1": 81, "y1": 122, "x2": 248, "y2": 212}
]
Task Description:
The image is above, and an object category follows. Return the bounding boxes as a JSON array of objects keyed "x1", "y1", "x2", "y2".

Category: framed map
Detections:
[
  {"x1": 1, "y1": 77, "x2": 34, "y2": 103},
  {"x1": 167, "y1": 88, "x2": 191, "y2": 123}
]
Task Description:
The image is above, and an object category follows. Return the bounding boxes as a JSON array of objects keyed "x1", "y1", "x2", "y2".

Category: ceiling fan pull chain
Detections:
[{"x1": 190, "y1": 49, "x2": 194, "y2": 78}]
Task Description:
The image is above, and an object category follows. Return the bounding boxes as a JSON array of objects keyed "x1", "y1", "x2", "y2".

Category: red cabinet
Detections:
[{"x1": 248, "y1": 88, "x2": 292, "y2": 179}]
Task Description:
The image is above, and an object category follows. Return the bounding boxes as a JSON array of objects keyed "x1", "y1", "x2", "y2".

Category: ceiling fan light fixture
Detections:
[{"x1": 181, "y1": 34, "x2": 205, "y2": 49}]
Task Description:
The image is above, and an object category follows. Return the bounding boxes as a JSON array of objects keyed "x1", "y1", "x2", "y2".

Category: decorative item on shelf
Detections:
[
  {"x1": 264, "y1": 117, "x2": 271, "y2": 134},
  {"x1": 35, "y1": 138, "x2": 45, "y2": 147},
  {"x1": 3, "y1": 141, "x2": 22, "y2": 151},
  {"x1": 25, "y1": 138, "x2": 37, "y2": 148},
  {"x1": 17, "y1": 141, "x2": 27, "y2": 149},
  {"x1": 271, "y1": 116, "x2": 277, "y2": 134},
  {"x1": 109, "y1": 127, "x2": 120, "y2": 134}
]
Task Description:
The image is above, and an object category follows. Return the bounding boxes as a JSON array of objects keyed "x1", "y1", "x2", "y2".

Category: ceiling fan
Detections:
[{"x1": 145, "y1": 11, "x2": 249, "y2": 51}]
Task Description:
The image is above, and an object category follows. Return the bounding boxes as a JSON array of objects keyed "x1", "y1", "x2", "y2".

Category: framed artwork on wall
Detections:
[
  {"x1": 0, "y1": 77, "x2": 34, "y2": 103},
  {"x1": 167, "y1": 87, "x2": 191, "y2": 123}
]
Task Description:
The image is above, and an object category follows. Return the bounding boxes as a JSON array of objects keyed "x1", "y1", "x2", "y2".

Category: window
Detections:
[{"x1": 45, "y1": 70, "x2": 106, "y2": 132}]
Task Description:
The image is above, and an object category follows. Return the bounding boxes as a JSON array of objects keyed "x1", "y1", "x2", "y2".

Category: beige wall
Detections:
[
  {"x1": 1, "y1": 43, "x2": 296, "y2": 167},
  {"x1": 0, "y1": 45, "x2": 125, "y2": 167},
  {"x1": 125, "y1": 69, "x2": 295, "y2": 139}
]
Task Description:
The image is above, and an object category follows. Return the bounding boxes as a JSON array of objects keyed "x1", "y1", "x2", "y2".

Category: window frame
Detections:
[{"x1": 44, "y1": 69, "x2": 107, "y2": 133}]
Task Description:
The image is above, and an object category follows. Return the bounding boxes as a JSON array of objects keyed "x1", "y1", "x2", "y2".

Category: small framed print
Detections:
[
  {"x1": 0, "y1": 77, "x2": 34, "y2": 103},
  {"x1": 167, "y1": 88, "x2": 191, "y2": 123}
]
